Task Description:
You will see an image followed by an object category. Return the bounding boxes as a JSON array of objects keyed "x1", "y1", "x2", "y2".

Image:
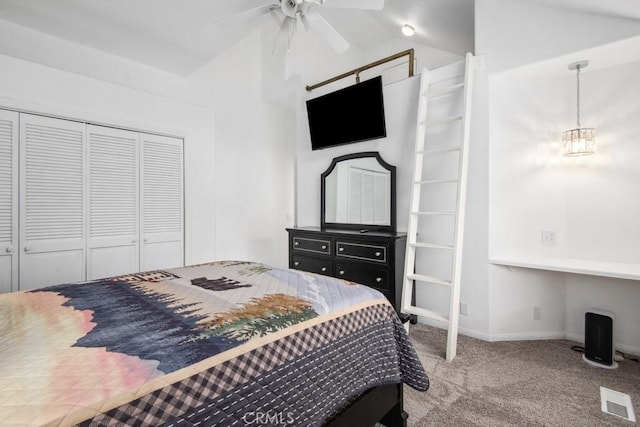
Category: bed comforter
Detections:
[{"x1": 0, "y1": 260, "x2": 429, "y2": 426}]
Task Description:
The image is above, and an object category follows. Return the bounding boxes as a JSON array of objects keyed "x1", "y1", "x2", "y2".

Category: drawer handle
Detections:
[
  {"x1": 294, "y1": 241, "x2": 299, "y2": 246},
  {"x1": 339, "y1": 270, "x2": 345, "y2": 275},
  {"x1": 294, "y1": 261, "x2": 299, "y2": 266},
  {"x1": 338, "y1": 247, "x2": 344, "y2": 252},
  {"x1": 24, "y1": 246, "x2": 30, "y2": 253},
  {"x1": 376, "y1": 277, "x2": 382, "y2": 283},
  {"x1": 375, "y1": 251, "x2": 381, "y2": 257},
  {"x1": 321, "y1": 245, "x2": 327, "y2": 250},
  {"x1": 321, "y1": 267, "x2": 327, "y2": 272}
]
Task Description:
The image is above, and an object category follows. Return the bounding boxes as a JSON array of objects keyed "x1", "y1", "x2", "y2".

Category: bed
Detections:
[{"x1": 0, "y1": 260, "x2": 429, "y2": 426}]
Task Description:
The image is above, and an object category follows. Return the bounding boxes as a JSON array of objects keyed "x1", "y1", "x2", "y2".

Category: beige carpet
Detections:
[{"x1": 404, "y1": 323, "x2": 640, "y2": 426}]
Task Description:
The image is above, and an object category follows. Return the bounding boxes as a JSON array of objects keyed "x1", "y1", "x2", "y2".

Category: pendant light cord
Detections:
[{"x1": 576, "y1": 64, "x2": 581, "y2": 128}]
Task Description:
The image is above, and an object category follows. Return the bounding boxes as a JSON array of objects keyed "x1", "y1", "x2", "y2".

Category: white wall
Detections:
[
  {"x1": 0, "y1": 22, "x2": 295, "y2": 272},
  {"x1": 491, "y1": 56, "x2": 640, "y2": 263},
  {"x1": 476, "y1": 0, "x2": 640, "y2": 351},
  {"x1": 458, "y1": 56, "x2": 491, "y2": 337},
  {"x1": 195, "y1": 30, "x2": 296, "y2": 268}
]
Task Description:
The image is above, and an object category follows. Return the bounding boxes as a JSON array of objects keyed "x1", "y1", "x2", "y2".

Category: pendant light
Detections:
[{"x1": 562, "y1": 60, "x2": 595, "y2": 156}]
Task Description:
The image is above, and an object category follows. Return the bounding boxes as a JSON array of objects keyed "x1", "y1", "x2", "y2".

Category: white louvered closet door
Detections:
[
  {"x1": 0, "y1": 109, "x2": 18, "y2": 293},
  {"x1": 140, "y1": 133, "x2": 183, "y2": 271},
  {"x1": 87, "y1": 125, "x2": 139, "y2": 280},
  {"x1": 19, "y1": 114, "x2": 86, "y2": 290}
]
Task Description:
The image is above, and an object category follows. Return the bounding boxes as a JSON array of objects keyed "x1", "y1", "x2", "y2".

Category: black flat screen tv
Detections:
[{"x1": 306, "y1": 76, "x2": 386, "y2": 150}]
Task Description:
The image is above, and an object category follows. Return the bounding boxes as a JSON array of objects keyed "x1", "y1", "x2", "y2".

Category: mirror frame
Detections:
[{"x1": 321, "y1": 151, "x2": 396, "y2": 232}]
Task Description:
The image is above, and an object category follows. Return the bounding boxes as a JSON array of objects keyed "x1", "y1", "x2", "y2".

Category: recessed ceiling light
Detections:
[{"x1": 402, "y1": 24, "x2": 415, "y2": 37}]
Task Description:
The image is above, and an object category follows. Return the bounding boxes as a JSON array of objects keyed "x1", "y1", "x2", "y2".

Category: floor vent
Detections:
[{"x1": 601, "y1": 387, "x2": 636, "y2": 422}]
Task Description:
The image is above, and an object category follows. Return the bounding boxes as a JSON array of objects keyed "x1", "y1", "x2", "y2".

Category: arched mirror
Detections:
[{"x1": 321, "y1": 152, "x2": 396, "y2": 232}]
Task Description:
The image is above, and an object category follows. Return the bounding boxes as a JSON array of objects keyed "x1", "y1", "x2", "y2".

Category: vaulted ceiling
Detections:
[{"x1": 0, "y1": 0, "x2": 637, "y2": 76}]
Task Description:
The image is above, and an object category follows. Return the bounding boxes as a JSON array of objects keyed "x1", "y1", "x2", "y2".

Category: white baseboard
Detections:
[
  {"x1": 564, "y1": 332, "x2": 583, "y2": 344},
  {"x1": 486, "y1": 331, "x2": 567, "y2": 342},
  {"x1": 415, "y1": 317, "x2": 640, "y2": 356},
  {"x1": 565, "y1": 332, "x2": 640, "y2": 357},
  {"x1": 416, "y1": 316, "x2": 492, "y2": 341}
]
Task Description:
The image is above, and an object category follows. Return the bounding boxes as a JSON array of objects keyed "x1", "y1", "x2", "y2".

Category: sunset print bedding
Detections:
[{"x1": 0, "y1": 260, "x2": 429, "y2": 426}]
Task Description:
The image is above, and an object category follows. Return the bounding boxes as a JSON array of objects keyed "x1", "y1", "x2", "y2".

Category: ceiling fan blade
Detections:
[
  {"x1": 308, "y1": 13, "x2": 349, "y2": 53},
  {"x1": 214, "y1": 4, "x2": 277, "y2": 28},
  {"x1": 300, "y1": 1, "x2": 315, "y2": 17},
  {"x1": 319, "y1": 0, "x2": 384, "y2": 10},
  {"x1": 270, "y1": 7, "x2": 285, "y2": 27},
  {"x1": 300, "y1": 14, "x2": 312, "y2": 32},
  {"x1": 272, "y1": 19, "x2": 289, "y2": 53},
  {"x1": 273, "y1": 17, "x2": 297, "y2": 54}
]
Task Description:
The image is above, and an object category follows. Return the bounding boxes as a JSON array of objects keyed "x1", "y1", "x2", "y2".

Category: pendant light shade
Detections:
[
  {"x1": 562, "y1": 128, "x2": 595, "y2": 156},
  {"x1": 563, "y1": 60, "x2": 595, "y2": 156}
]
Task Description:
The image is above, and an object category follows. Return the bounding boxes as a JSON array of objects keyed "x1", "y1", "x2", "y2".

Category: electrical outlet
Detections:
[
  {"x1": 533, "y1": 306, "x2": 541, "y2": 320},
  {"x1": 541, "y1": 230, "x2": 556, "y2": 246},
  {"x1": 460, "y1": 301, "x2": 469, "y2": 316}
]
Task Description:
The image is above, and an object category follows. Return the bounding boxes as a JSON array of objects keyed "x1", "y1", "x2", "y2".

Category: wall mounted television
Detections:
[{"x1": 306, "y1": 76, "x2": 386, "y2": 150}]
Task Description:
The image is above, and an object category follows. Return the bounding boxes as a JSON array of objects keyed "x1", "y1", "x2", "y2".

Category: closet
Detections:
[{"x1": 0, "y1": 110, "x2": 183, "y2": 293}]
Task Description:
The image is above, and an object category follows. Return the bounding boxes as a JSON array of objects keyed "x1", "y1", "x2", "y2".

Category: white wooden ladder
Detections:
[{"x1": 401, "y1": 53, "x2": 476, "y2": 361}]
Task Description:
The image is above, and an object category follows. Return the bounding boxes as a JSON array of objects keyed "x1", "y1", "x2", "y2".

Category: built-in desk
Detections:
[{"x1": 489, "y1": 257, "x2": 640, "y2": 281}]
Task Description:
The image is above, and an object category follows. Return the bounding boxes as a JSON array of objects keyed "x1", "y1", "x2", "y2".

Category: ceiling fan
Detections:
[{"x1": 219, "y1": 0, "x2": 385, "y2": 54}]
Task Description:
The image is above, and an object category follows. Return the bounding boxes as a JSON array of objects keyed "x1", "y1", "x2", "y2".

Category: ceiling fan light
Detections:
[{"x1": 401, "y1": 24, "x2": 415, "y2": 37}]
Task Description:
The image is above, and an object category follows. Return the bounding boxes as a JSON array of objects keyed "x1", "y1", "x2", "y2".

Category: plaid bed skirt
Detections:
[{"x1": 84, "y1": 303, "x2": 429, "y2": 426}]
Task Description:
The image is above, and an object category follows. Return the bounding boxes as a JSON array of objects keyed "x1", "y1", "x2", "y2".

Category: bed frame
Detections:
[{"x1": 326, "y1": 383, "x2": 407, "y2": 427}]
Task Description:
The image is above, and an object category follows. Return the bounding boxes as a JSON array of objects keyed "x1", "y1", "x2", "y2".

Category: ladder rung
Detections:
[
  {"x1": 427, "y1": 83, "x2": 464, "y2": 99},
  {"x1": 415, "y1": 178, "x2": 458, "y2": 185},
  {"x1": 420, "y1": 115, "x2": 463, "y2": 128},
  {"x1": 417, "y1": 146, "x2": 461, "y2": 155},
  {"x1": 402, "y1": 306, "x2": 449, "y2": 324},
  {"x1": 411, "y1": 211, "x2": 456, "y2": 216},
  {"x1": 409, "y1": 242, "x2": 454, "y2": 250},
  {"x1": 407, "y1": 273, "x2": 452, "y2": 287}
]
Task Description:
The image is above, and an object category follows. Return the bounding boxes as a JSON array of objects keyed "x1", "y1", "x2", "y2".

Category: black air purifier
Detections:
[{"x1": 583, "y1": 310, "x2": 618, "y2": 369}]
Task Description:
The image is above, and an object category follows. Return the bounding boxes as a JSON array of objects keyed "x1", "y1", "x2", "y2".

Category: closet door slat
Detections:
[
  {"x1": 89, "y1": 128, "x2": 137, "y2": 238},
  {"x1": 24, "y1": 123, "x2": 84, "y2": 241}
]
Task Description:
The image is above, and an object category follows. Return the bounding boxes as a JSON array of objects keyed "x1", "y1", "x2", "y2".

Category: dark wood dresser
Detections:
[{"x1": 286, "y1": 226, "x2": 407, "y2": 313}]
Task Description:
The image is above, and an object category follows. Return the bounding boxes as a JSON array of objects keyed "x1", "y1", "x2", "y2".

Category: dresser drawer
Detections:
[
  {"x1": 335, "y1": 241, "x2": 387, "y2": 263},
  {"x1": 287, "y1": 227, "x2": 406, "y2": 313},
  {"x1": 292, "y1": 236, "x2": 331, "y2": 255},
  {"x1": 291, "y1": 255, "x2": 331, "y2": 276},
  {"x1": 335, "y1": 261, "x2": 390, "y2": 293}
]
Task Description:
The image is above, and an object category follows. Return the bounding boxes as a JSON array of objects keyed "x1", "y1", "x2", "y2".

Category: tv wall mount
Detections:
[{"x1": 305, "y1": 48, "x2": 415, "y2": 92}]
